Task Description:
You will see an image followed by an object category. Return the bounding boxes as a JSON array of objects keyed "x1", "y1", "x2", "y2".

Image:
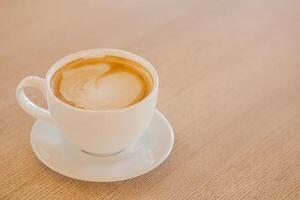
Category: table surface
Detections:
[{"x1": 1, "y1": 0, "x2": 300, "y2": 199}]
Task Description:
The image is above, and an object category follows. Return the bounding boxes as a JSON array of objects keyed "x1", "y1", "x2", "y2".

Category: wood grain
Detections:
[{"x1": 1, "y1": 0, "x2": 300, "y2": 199}]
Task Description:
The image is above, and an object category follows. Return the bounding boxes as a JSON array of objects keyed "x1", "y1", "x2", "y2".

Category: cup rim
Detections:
[{"x1": 45, "y1": 48, "x2": 159, "y2": 113}]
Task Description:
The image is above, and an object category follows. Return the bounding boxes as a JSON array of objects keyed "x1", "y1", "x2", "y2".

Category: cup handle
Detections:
[{"x1": 16, "y1": 76, "x2": 55, "y2": 124}]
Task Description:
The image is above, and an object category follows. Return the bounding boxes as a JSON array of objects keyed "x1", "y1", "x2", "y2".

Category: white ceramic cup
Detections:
[{"x1": 16, "y1": 49, "x2": 158, "y2": 156}]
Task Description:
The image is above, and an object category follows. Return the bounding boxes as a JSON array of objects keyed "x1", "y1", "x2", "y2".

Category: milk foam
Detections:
[{"x1": 51, "y1": 56, "x2": 152, "y2": 110}]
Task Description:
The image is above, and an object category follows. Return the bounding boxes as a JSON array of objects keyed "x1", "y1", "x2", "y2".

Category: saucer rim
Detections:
[{"x1": 30, "y1": 110, "x2": 174, "y2": 182}]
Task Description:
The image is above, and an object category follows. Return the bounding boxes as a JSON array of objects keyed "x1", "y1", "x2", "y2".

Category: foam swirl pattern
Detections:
[{"x1": 51, "y1": 56, "x2": 153, "y2": 110}]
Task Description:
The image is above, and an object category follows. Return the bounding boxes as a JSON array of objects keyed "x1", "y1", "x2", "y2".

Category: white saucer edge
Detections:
[{"x1": 30, "y1": 110, "x2": 174, "y2": 182}]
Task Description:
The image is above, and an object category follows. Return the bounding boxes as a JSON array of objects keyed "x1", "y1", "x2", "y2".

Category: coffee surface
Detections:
[{"x1": 51, "y1": 55, "x2": 153, "y2": 110}]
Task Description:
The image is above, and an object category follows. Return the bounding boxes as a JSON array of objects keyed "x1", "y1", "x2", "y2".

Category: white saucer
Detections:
[{"x1": 31, "y1": 110, "x2": 174, "y2": 182}]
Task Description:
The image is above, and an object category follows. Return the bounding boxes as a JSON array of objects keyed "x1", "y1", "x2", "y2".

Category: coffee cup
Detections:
[{"x1": 16, "y1": 49, "x2": 158, "y2": 156}]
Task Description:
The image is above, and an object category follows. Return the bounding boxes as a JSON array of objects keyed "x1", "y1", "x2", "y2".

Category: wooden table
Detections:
[{"x1": 1, "y1": 0, "x2": 300, "y2": 199}]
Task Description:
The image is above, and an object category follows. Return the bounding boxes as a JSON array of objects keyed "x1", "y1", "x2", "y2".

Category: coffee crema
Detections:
[{"x1": 51, "y1": 55, "x2": 153, "y2": 110}]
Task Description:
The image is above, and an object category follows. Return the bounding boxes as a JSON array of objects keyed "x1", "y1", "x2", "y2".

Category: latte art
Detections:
[{"x1": 51, "y1": 56, "x2": 153, "y2": 110}]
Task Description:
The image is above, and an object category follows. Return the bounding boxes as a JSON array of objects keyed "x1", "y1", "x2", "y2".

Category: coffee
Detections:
[{"x1": 51, "y1": 55, "x2": 153, "y2": 110}]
